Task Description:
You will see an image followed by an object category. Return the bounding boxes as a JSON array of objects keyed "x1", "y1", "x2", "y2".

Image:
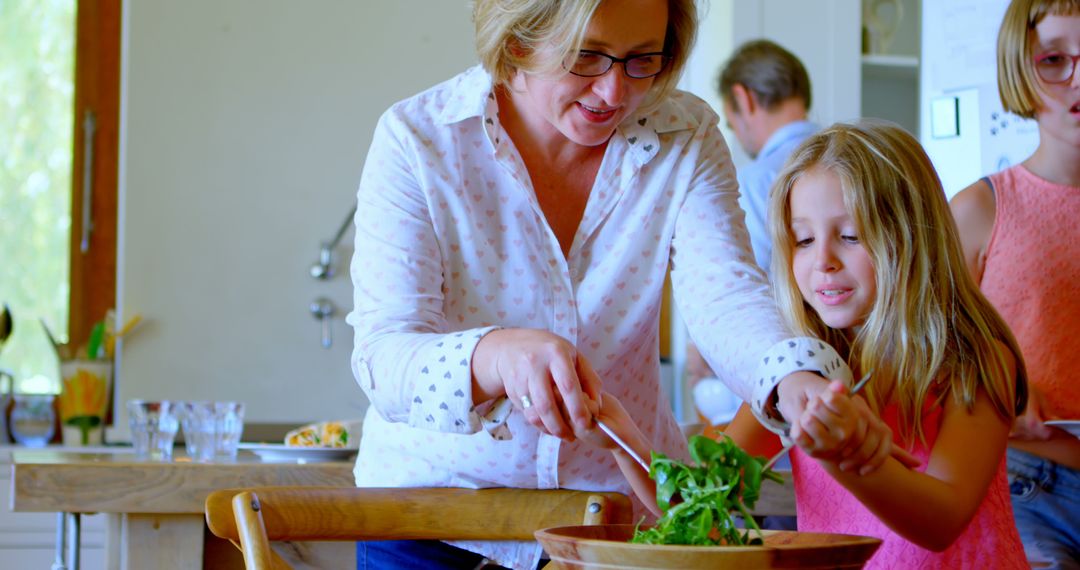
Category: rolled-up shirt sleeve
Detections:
[
  {"x1": 669, "y1": 121, "x2": 851, "y2": 430},
  {"x1": 347, "y1": 110, "x2": 496, "y2": 435}
]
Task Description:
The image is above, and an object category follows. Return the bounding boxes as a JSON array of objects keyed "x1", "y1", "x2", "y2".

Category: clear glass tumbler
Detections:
[
  {"x1": 127, "y1": 399, "x2": 179, "y2": 461},
  {"x1": 11, "y1": 394, "x2": 56, "y2": 447},
  {"x1": 178, "y1": 401, "x2": 217, "y2": 462},
  {"x1": 213, "y1": 401, "x2": 245, "y2": 460}
]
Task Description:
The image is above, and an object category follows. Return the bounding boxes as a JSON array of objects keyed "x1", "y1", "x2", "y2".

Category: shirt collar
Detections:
[
  {"x1": 617, "y1": 91, "x2": 701, "y2": 167},
  {"x1": 758, "y1": 120, "x2": 818, "y2": 160},
  {"x1": 433, "y1": 66, "x2": 702, "y2": 165},
  {"x1": 433, "y1": 65, "x2": 494, "y2": 125}
]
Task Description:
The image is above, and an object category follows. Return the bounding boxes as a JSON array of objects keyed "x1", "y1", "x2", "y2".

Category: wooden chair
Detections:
[{"x1": 205, "y1": 486, "x2": 633, "y2": 570}]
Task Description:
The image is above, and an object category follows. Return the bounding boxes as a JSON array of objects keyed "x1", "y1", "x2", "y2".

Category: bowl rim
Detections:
[{"x1": 535, "y1": 524, "x2": 884, "y2": 553}]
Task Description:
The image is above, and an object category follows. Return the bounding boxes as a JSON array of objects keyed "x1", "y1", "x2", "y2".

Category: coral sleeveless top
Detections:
[
  {"x1": 980, "y1": 165, "x2": 1080, "y2": 419},
  {"x1": 791, "y1": 403, "x2": 1027, "y2": 569}
]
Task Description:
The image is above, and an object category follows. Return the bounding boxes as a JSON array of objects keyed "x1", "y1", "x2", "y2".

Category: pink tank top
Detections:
[
  {"x1": 980, "y1": 165, "x2": 1080, "y2": 418},
  {"x1": 791, "y1": 402, "x2": 1027, "y2": 569}
]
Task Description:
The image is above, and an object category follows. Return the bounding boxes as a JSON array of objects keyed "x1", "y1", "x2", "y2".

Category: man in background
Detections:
[
  {"x1": 688, "y1": 39, "x2": 820, "y2": 387},
  {"x1": 719, "y1": 39, "x2": 818, "y2": 275}
]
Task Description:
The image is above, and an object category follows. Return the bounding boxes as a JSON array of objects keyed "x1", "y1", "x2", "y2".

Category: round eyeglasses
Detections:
[
  {"x1": 563, "y1": 50, "x2": 670, "y2": 79},
  {"x1": 1034, "y1": 52, "x2": 1080, "y2": 84}
]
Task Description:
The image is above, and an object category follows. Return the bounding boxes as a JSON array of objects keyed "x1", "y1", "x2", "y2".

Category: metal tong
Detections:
[{"x1": 595, "y1": 418, "x2": 650, "y2": 472}]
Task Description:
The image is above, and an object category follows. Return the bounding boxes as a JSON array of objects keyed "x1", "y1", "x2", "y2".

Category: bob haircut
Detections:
[
  {"x1": 767, "y1": 120, "x2": 1027, "y2": 440},
  {"x1": 473, "y1": 0, "x2": 698, "y2": 111},
  {"x1": 997, "y1": 0, "x2": 1079, "y2": 118}
]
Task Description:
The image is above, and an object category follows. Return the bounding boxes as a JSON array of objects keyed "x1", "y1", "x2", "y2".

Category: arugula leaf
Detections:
[{"x1": 630, "y1": 434, "x2": 784, "y2": 546}]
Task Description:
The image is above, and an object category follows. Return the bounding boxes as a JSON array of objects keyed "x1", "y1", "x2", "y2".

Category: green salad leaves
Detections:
[{"x1": 630, "y1": 435, "x2": 784, "y2": 546}]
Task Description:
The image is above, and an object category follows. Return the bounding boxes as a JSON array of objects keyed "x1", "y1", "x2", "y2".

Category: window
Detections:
[
  {"x1": 1, "y1": 0, "x2": 76, "y2": 393},
  {"x1": 0, "y1": 0, "x2": 119, "y2": 395}
]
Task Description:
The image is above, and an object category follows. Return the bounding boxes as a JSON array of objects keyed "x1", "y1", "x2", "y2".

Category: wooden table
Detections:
[
  {"x1": 11, "y1": 449, "x2": 355, "y2": 570},
  {"x1": 12, "y1": 449, "x2": 795, "y2": 569}
]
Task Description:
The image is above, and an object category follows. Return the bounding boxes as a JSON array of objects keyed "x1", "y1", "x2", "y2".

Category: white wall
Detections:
[
  {"x1": 919, "y1": 0, "x2": 1039, "y2": 198},
  {"x1": 116, "y1": 1, "x2": 477, "y2": 429},
  {"x1": 115, "y1": 0, "x2": 867, "y2": 431}
]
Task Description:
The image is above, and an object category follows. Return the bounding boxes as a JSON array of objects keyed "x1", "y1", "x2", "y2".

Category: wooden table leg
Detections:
[{"x1": 118, "y1": 514, "x2": 204, "y2": 570}]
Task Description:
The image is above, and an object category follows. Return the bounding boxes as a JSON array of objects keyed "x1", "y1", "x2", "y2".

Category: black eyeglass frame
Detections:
[{"x1": 563, "y1": 49, "x2": 672, "y2": 79}]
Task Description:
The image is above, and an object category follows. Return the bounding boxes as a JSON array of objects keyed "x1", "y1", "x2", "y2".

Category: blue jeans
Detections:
[
  {"x1": 357, "y1": 540, "x2": 515, "y2": 570},
  {"x1": 1007, "y1": 448, "x2": 1080, "y2": 569}
]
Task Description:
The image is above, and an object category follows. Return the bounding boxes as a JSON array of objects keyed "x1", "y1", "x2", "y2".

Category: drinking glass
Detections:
[
  {"x1": 11, "y1": 394, "x2": 56, "y2": 447},
  {"x1": 127, "y1": 400, "x2": 179, "y2": 461},
  {"x1": 177, "y1": 400, "x2": 244, "y2": 461},
  {"x1": 178, "y1": 401, "x2": 217, "y2": 462},
  {"x1": 213, "y1": 401, "x2": 245, "y2": 460}
]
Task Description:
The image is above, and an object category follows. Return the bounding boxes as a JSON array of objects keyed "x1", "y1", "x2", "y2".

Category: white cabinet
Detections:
[{"x1": 1, "y1": 447, "x2": 106, "y2": 570}]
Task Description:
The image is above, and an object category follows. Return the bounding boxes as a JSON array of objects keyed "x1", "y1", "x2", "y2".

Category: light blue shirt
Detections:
[{"x1": 736, "y1": 120, "x2": 819, "y2": 275}]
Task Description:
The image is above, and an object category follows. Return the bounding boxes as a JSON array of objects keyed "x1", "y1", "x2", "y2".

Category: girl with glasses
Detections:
[
  {"x1": 950, "y1": 0, "x2": 1080, "y2": 567},
  {"x1": 349, "y1": 0, "x2": 899, "y2": 567}
]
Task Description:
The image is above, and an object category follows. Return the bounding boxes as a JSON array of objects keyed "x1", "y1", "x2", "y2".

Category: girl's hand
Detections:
[
  {"x1": 793, "y1": 380, "x2": 920, "y2": 475},
  {"x1": 472, "y1": 328, "x2": 602, "y2": 440},
  {"x1": 577, "y1": 391, "x2": 661, "y2": 515},
  {"x1": 1010, "y1": 386, "x2": 1054, "y2": 441},
  {"x1": 575, "y1": 391, "x2": 641, "y2": 451}
]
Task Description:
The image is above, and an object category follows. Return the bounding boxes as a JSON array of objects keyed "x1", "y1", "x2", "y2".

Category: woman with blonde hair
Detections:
[
  {"x1": 348, "y1": 0, "x2": 897, "y2": 567},
  {"x1": 950, "y1": 0, "x2": 1080, "y2": 565},
  {"x1": 727, "y1": 120, "x2": 1029, "y2": 568}
]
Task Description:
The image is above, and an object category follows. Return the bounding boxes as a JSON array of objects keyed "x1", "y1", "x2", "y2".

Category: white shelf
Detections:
[
  {"x1": 862, "y1": 54, "x2": 919, "y2": 81},
  {"x1": 861, "y1": 53, "x2": 919, "y2": 68}
]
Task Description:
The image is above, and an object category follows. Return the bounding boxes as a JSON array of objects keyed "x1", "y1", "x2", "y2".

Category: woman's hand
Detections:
[{"x1": 471, "y1": 328, "x2": 602, "y2": 440}]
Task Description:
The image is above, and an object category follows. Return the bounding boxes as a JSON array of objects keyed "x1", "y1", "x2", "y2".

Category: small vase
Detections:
[{"x1": 62, "y1": 423, "x2": 104, "y2": 446}]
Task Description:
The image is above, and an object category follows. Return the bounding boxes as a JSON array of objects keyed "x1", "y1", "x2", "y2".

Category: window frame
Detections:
[{"x1": 68, "y1": 0, "x2": 120, "y2": 349}]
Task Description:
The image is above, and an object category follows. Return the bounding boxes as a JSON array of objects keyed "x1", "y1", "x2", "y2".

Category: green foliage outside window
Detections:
[{"x1": 0, "y1": 0, "x2": 76, "y2": 394}]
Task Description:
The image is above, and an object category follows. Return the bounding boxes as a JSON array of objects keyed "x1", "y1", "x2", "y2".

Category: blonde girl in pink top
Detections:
[
  {"x1": 727, "y1": 120, "x2": 1030, "y2": 568},
  {"x1": 950, "y1": 1, "x2": 1080, "y2": 566}
]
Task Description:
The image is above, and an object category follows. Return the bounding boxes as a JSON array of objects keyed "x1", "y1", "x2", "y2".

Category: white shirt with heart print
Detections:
[{"x1": 346, "y1": 65, "x2": 845, "y2": 569}]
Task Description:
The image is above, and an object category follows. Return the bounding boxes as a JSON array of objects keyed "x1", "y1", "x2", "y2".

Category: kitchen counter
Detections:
[{"x1": 11, "y1": 448, "x2": 355, "y2": 569}]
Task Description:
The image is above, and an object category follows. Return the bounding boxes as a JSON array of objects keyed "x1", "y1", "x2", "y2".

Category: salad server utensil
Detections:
[{"x1": 596, "y1": 418, "x2": 651, "y2": 473}]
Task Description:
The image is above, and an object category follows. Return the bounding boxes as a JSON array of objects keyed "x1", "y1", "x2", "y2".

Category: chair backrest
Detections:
[{"x1": 205, "y1": 486, "x2": 633, "y2": 570}]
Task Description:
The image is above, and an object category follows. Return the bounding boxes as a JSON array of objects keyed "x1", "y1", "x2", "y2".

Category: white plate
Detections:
[
  {"x1": 1045, "y1": 420, "x2": 1080, "y2": 439},
  {"x1": 241, "y1": 443, "x2": 357, "y2": 463}
]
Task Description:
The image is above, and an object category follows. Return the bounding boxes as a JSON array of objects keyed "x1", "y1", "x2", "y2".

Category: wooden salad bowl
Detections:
[{"x1": 536, "y1": 524, "x2": 882, "y2": 569}]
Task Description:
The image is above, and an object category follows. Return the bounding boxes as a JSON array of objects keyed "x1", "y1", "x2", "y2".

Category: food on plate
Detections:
[
  {"x1": 630, "y1": 435, "x2": 783, "y2": 546},
  {"x1": 284, "y1": 419, "x2": 359, "y2": 448}
]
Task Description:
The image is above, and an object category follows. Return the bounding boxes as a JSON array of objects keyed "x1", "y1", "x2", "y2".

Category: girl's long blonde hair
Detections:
[{"x1": 768, "y1": 120, "x2": 1028, "y2": 441}]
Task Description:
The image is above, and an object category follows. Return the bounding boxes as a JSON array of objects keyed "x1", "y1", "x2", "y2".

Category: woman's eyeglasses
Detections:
[
  {"x1": 563, "y1": 50, "x2": 670, "y2": 79},
  {"x1": 1034, "y1": 52, "x2": 1080, "y2": 84}
]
